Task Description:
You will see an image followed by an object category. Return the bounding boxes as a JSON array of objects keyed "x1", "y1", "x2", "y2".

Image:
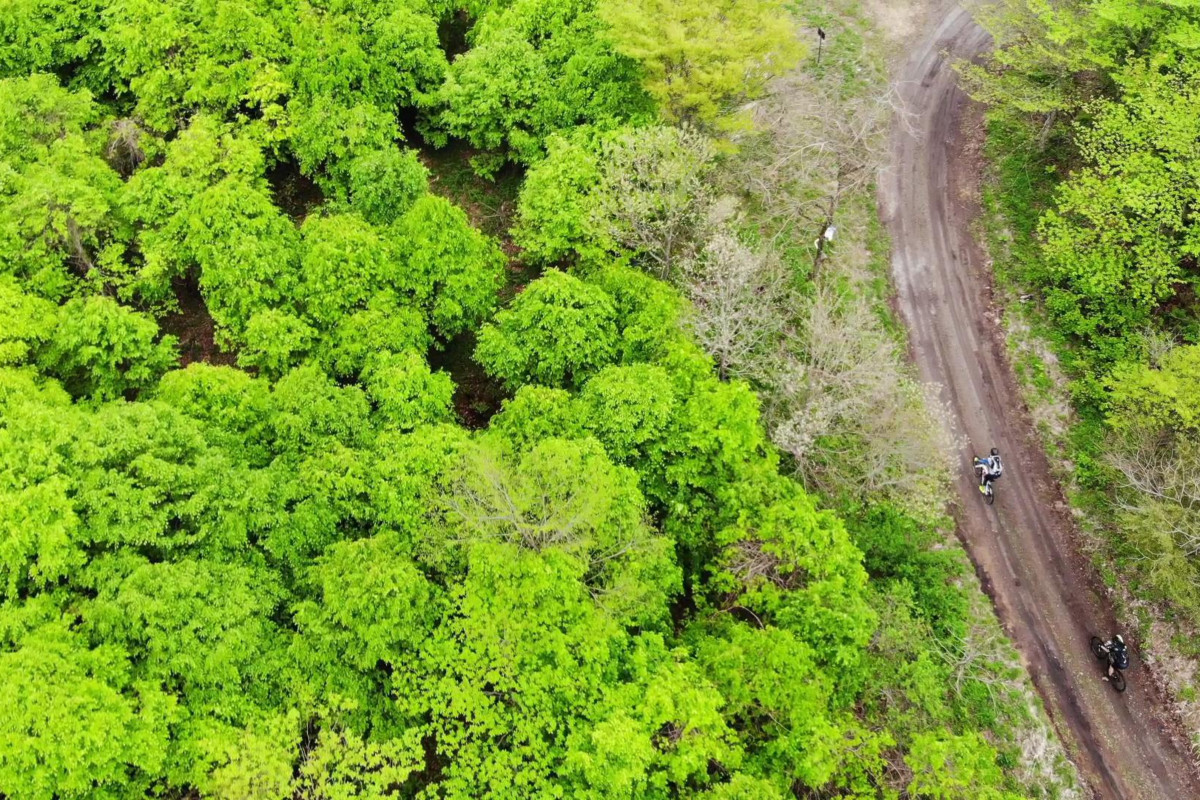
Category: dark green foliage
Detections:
[{"x1": 848, "y1": 506, "x2": 970, "y2": 640}]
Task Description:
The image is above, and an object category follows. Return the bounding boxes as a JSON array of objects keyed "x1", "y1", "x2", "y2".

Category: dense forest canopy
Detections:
[{"x1": 0, "y1": 0, "x2": 1053, "y2": 798}]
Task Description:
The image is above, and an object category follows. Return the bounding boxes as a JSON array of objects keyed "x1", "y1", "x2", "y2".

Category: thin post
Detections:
[{"x1": 817, "y1": 27, "x2": 826, "y2": 67}]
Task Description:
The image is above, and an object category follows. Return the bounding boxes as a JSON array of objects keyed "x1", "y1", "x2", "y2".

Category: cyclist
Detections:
[
  {"x1": 974, "y1": 447, "x2": 1003, "y2": 494},
  {"x1": 1099, "y1": 634, "x2": 1129, "y2": 682}
]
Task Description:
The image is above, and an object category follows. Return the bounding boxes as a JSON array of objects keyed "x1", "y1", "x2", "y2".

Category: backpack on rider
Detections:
[{"x1": 975, "y1": 447, "x2": 1003, "y2": 490}]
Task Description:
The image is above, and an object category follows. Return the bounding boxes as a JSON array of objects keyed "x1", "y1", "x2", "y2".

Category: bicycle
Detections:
[
  {"x1": 972, "y1": 458, "x2": 996, "y2": 505},
  {"x1": 1090, "y1": 636, "x2": 1127, "y2": 692}
]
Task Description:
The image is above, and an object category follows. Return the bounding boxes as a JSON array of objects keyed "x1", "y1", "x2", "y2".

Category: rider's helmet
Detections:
[
  {"x1": 1114, "y1": 634, "x2": 1125, "y2": 646},
  {"x1": 990, "y1": 447, "x2": 1000, "y2": 456}
]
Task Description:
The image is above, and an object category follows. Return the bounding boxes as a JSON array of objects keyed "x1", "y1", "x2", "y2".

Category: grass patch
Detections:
[{"x1": 421, "y1": 143, "x2": 524, "y2": 241}]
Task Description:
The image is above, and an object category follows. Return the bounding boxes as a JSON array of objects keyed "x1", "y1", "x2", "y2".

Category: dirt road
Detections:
[{"x1": 879, "y1": 5, "x2": 1200, "y2": 798}]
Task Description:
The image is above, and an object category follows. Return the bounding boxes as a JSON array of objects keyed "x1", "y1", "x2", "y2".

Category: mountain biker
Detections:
[
  {"x1": 975, "y1": 447, "x2": 1003, "y2": 494},
  {"x1": 1099, "y1": 634, "x2": 1129, "y2": 681}
]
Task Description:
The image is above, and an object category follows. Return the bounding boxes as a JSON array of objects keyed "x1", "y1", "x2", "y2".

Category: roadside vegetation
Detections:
[
  {"x1": 0, "y1": 0, "x2": 1072, "y2": 797},
  {"x1": 967, "y1": 0, "x2": 1200, "y2": 748}
]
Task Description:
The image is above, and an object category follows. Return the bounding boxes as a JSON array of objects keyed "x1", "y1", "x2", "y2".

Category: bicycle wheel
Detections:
[
  {"x1": 1112, "y1": 670, "x2": 1127, "y2": 693},
  {"x1": 985, "y1": 486, "x2": 995, "y2": 505},
  {"x1": 1090, "y1": 636, "x2": 1106, "y2": 661}
]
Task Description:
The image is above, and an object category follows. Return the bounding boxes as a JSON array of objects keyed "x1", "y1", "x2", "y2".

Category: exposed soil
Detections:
[
  {"x1": 879, "y1": 4, "x2": 1200, "y2": 798},
  {"x1": 420, "y1": 144, "x2": 524, "y2": 241},
  {"x1": 266, "y1": 158, "x2": 325, "y2": 222},
  {"x1": 158, "y1": 275, "x2": 235, "y2": 367},
  {"x1": 428, "y1": 331, "x2": 506, "y2": 430}
]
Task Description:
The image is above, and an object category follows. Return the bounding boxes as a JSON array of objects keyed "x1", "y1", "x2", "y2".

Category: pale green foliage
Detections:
[
  {"x1": 1104, "y1": 356, "x2": 1200, "y2": 619},
  {"x1": 205, "y1": 713, "x2": 299, "y2": 800},
  {"x1": 0, "y1": 74, "x2": 100, "y2": 164},
  {"x1": 448, "y1": 437, "x2": 681, "y2": 627},
  {"x1": 1107, "y1": 343, "x2": 1200, "y2": 431},
  {"x1": 592, "y1": 125, "x2": 716, "y2": 277},
  {"x1": 597, "y1": 0, "x2": 802, "y2": 129},
  {"x1": 295, "y1": 722, "x2": 424, "y2": 800},
  {"x1": 476, "y1": 269, "x2": 618, "y2": 388}
]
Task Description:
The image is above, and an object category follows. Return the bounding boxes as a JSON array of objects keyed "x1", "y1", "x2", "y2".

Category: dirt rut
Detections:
[{"x1": 878, "y1": 4, "x2": 1200, "y2": 798}]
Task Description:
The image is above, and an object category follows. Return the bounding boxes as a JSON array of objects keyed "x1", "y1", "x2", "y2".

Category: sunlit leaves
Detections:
[{"x1": 476, "y1": 269, "x2": 618, "y2": 389}]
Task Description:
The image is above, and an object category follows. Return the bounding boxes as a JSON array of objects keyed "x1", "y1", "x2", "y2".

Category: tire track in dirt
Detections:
[{"x1": 878, "y1": 5, "x2": 1200, "y2": 798}]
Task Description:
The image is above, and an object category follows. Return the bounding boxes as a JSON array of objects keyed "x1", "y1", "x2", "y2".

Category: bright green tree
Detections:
[
  {"x1": 361, "y1": 349, "x2": 455, "y2": 431},
  {"x1": 318, "y1": 292, "x2": 430, "y2": 379},
  {"x1": 0, "y1": 76, "x2": 128, "y2": 297},
  {"x1": 296, "y1": 213, "x2": 393, "y2": 329},
  {"x1": 597, "y1": 0, "x2": 802, "y2": 129},
  {"x1": 100, "y1": 0, "x2": 289, "y2": 131},
  {"x1": 0, "y1": 622, "x2": 176, "y2": 800},
  {"x1": 513, "y1": 131, "x2": 606, "y2": 265},
  {"x1": 37, "y1": 296, "x2": 177, "y2": 400},
  {"x1": 1038, "y1": 59, "x2": 1200, "y2": 347},
  {"x1": 390, "y1": 194, "x2": 506, "y2": 339},
  {"x1": 435, "y1": 0, "x2": 651, "y2": 170},
  {"x1": 475, "y1": 269, "x2": 619, "y2": 389},
  {"x1": 906, "y1": 731, "x2": 1014, "y2": 800}
]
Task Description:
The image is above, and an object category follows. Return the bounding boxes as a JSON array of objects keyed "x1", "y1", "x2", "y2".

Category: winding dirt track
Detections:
[{"x1": 879, "y1": 5, "x2": 1200, "y2": 798}]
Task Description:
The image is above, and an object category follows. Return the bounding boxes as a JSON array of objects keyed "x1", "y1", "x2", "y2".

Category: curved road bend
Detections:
[{"x1": 878, "y1": 4, "x2": 1200, "y2": 798}]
